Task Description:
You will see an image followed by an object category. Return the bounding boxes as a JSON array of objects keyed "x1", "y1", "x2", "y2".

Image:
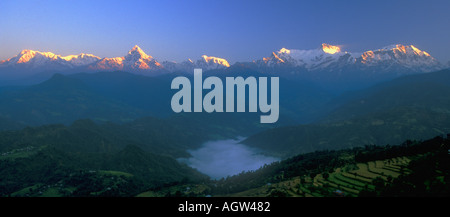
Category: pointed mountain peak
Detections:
[
  {"x1": 130, "y1": 45, "x2": 143, "y2": 52},
  {"x1": 127, "y1": 45, "x2": 151, "y2": 59},
  {"x1": 321, "y1": 43, "x2": 341, "y2": 54}
]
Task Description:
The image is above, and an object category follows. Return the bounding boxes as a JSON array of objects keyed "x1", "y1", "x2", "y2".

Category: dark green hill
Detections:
[
  {"x1": 0, "y1": 73, "x2": 145, "y2": 126},
  {"x1": 70, "y1": 71, "x2": 172, "y2": 117},
  {"x1": 107, "y1": 145, "x2": 205, "y2": 186},
  {"x1": 244, "y1": 107, "x2": 450, "y2": 157},
  {"x1": 0, "y1": 117, "x2": 207, "y2": 158},
  {"x1": 0, "y1": 116, "x2": 23, "y2": 131},
  {"x1": 321, "y1": 69, "x2": 450, "y2": 122},
  {"x1": 244, "y1": 69, "x2": 450, "y2": 157},
  {"x1": 0, "y1": 144, "x2": 208, "y2": 196}
]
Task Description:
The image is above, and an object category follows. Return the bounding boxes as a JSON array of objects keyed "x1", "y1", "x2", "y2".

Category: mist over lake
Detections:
[{"x1": 179, "y1": 138, "x2": 279, "y2": 179}]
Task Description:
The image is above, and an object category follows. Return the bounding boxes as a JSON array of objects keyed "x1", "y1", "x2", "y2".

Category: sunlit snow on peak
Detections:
[
  {"x1": 201, "y1": 55, "x2": 230, "y2": 67},
  {"x1": 278, "y1": 48, "x2": 291, "y2": 54},
  {"x1": 321, "y1": 43, "x2": 341, "y2": 54}
]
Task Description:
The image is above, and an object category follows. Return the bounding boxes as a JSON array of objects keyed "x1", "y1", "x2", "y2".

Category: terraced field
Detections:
[{"x1": 226, "y1": 155, "x2": 417, "y2": 197}]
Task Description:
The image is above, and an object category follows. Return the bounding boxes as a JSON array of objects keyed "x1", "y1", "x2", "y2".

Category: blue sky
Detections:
[{"x1": 1, "y1": 0, "x2": 450, "y2": 63}]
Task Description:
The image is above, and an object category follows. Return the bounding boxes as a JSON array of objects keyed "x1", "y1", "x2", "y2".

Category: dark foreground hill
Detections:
[
  {"x1": 139, "y1": 134, "x2": 449, "y2": 197},
  {"x1": 0, "y1": 117, "x2": 220, "y2": 196},
  {"x1": 0, "y1": 144, "x2": 208, "y2": 197}
]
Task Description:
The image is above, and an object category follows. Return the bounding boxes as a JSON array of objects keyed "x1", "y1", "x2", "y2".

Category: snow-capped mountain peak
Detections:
[
  {"x1": 357, "y1": 44, "x2": 440, "y2": 71},
  {"x1": 200, "y1": 55, "x2": 230, "y2": 68},
  {"x1": 127, "y1": 45, "x2": 152, "y2": 60},
  {"x1": 0, "y1": 49, "x2": 101, "y2": 69},
  {"x1": 14, "y1": 49, "x2": 57, "y2": 64},
  {"x1": 260, "y1": 43, "x2": 347, "y2": 69},
  {"x1": 380, "y1": 44, "x2": 431, "y2": 57},
  {"x1": 89, "y1": 45, "x2": 162, "y2": 72},
  {"x1": 321, "y1": 43, "x2": 341, "y2": 54},
  {"x1": 278, "y1": 48, "x2": 291, "y2": 54}
]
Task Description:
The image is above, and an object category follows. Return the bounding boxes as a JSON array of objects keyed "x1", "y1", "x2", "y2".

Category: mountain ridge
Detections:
[
  {"x1": 253, "y1": 44, "x2": 442, "y2": 75},
  {"x1": 1, "y1": 43, "x2": 447, "y2": 93},
  {"x1": 0, "y1": 43, "x2": 444, "y2": 75},
  {"x1": 0, "y1": 45, "x2": 232, "y2": 75}
]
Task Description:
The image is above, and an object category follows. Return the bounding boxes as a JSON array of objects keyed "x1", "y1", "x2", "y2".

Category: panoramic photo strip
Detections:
[{"x1": 0, "y1": 0, "x2": 449, "y2": 215}]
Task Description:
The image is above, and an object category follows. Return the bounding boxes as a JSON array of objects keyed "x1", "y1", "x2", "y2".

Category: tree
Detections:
[
  {"x1": 372, "y1": 177, "x2": 385, "y2": 193},
  {"x1": 386, "y1": 175, "x2": 393, "y2": 183}
]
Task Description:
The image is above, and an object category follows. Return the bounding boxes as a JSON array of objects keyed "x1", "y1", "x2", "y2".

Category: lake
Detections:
[{"x1": 178, "y1": 138, "x2": 279, "y2": 179}]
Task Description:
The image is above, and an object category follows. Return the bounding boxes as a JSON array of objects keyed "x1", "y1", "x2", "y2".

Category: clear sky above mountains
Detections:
[{"x1": 1, "y1": 0, "x2": 449, "y2": 63}]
